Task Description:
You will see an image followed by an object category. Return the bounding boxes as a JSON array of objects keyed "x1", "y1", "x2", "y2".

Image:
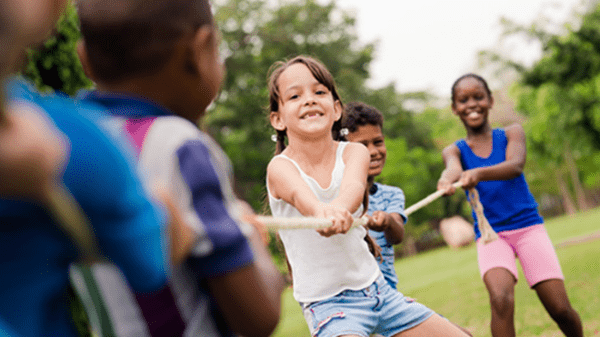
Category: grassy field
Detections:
[{"x1": 271, "y1": 208, "x2": 600, "y2": 336}]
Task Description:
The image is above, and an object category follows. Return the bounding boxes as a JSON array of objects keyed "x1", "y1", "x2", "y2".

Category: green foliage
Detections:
[
  {"x1": 513, "y1": 3, "x2": 600, "y2": 196},
  {"x1": 209, "y1": 0, "x2": 430, "y2": 212},
  {"x1": 22, "y1": 3, "x2": 92, "y2": 95}
]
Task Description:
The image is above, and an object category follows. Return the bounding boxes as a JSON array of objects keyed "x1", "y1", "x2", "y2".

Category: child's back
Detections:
[
  {"x1": 0, "y1": 78, "x2": 168, "y2": 337},
  {"x1": 76, "y1": 0, "x2": 283, "y2": 335}
]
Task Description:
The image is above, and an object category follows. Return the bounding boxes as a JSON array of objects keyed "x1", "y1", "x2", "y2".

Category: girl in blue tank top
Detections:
[{"x1": 437, "y1": 74, "x2": 582, "y2": 337}]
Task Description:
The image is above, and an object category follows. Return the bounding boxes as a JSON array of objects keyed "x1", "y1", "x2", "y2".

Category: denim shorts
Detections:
[{"x1": 300, "y1": 275, "x2": 434, "y2": 337}]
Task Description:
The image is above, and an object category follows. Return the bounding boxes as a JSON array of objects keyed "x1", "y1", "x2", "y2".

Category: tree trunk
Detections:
[
  {"x1": 556, "y1": 170, "x2": 577, "y2": 215},
  {"x1": 563, "y1": 145, "x2": 590, "y2": 211}
]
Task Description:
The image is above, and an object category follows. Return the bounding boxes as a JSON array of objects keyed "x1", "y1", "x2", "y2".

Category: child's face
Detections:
[
  {"x1": 346, "y1": 124, "x2": 387, "y2": 177},
  {"x1": 271, "y1": 63, "x2": 341, "y2": 137},
  {"x1": 452, "y1": 77, "x2": 493, "y2": 129}
]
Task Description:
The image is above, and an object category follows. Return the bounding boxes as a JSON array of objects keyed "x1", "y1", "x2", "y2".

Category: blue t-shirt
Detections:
[
  {"x1": 456, "y1": 128, "x2": 543, "y2": 238},
  {"x1": 0, "y1": 79, "x2": 168, "y2": 337},
  {"x1": 81, "y1": 91, "x2": 254, "y2": 336},
  {"x1": 368, "y1": 182, "x2": 408, "y2": 289}
]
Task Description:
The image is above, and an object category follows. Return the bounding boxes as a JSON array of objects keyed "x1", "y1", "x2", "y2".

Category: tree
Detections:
[
  {"x1": 478, "y1": 1, "x2": 600, "y2": 212},
  {"x1": 208, "y1": 0, "x2": 377, "y2": 210},
  {"x1": 22, "y1": 3, "x2": 92, "y2": 95}
]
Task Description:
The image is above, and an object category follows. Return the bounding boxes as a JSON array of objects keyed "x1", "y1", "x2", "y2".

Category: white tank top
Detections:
[{"x1": 267, "y1": 141, "x2": 381, "y2": 303}]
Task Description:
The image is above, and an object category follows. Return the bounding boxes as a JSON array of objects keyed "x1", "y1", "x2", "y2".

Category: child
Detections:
[
  {"x1": 0, "y1": 4, "x2": 172, "y2": 337},
  {"x1": 267, "y1": 55, "x2": 469, "y2": 337},
  {"x1": 342, "y1": 101, "x2": 406, "y2": 290},
  {"x1": 343, "y1": 101, "x2": 473, "y2": 337},
  {"x1": 76, "y1": 0, "x2": 284, "y2": 336},
  {"x1": 437, "y1": 73, "x2": 583, "y2": 337}
]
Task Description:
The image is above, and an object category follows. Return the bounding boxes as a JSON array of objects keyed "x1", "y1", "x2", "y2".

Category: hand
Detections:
[
  {"x1": 0, "y1": 102, "x2": 69, "y2": 200},
  {"x1": 151, "y1": 182, "x2": 197, "y2": 266},
  {"x1": 459, "y1": 169, "x2": 480, "y2": 190},
  {"x1": 437, "y1": 178, "x2": 457, "y2": 196},
  {"x1": 238, "y1": 199, "x2": 270, "y2": 246},
  {"x1": 315, "y1": 203, "x2": 354, "y2": 237},
  {"x1": 366, "y1": 211, "x2": 389, "y2": 232}
]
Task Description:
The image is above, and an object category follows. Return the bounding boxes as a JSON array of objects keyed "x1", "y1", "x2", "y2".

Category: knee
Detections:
[
  {"x1": 547, "y1": 303, "x2": 575, "y2": 324},
  {"x1": 488, "y1": 291, "x2": 514, "y2": 315}
]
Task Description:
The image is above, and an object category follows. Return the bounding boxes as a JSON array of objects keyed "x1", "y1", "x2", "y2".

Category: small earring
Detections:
[
  {"x1": 340, "y1": 128, "x2": 349, "y2": 137},
  {"x1": 271, "y1": 134, "x2": 278, "y2": 142}
]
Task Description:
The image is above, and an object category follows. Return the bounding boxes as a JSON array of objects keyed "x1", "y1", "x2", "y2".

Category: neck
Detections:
[
  {"x1": 466, "y1": 122, "x2": 492, "y2": 139},
  {"x1": 284, "y1": 132, "x2": 337, "y2": 165},
  {"x1": 367, "y1": 176, "x2": 375, "y2": 188}
]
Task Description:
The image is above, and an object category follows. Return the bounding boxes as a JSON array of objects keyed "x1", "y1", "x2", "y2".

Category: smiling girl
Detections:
[
  {"x1": 266, "y1": 55, "x2": 469, "y2": 337},
  {"x1": 437, "y1": 73, "x2": 583, "y2": 337}
]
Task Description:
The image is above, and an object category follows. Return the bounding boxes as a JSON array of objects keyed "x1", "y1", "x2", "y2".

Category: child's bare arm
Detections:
[
  {"x1": 437, "y1": 143, "x2": 463, "y2": 195},
  {"x1": 318, "y1": 142, "x2": 369, "y2": 236},
  {"x1": 267, "y1": 157, "x2": 354, "y2": 237},
  {"x1": 0, "y1": 102, "x2": 68, "y2": 200},
  {"x1": 206, "y1": 226, "x2": 284, "y2": 337},
  {"x1": 336, "y1": 142, "x2": 370, "y2": 213},
  {"x1": 460, "y1": 124, "x2": 526, "y2": 189},
  {"x1": 367, "y1": 211, "x2": 404, "y2": 245}
]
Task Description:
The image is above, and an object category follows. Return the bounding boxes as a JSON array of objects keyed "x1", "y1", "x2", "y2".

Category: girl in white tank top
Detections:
[{"x1": 265, "y1": 56, "x2": 470, "y2": 337}]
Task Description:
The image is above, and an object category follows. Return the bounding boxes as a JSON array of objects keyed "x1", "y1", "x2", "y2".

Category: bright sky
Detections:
[{"x1": 331, "y1": 0, "x2": 584, "y2": 97}]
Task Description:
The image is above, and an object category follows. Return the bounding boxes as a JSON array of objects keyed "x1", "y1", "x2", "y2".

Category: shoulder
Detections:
[
  {"x1": 376, "y1": 183, "x2": 404, "y2": 195},
  {"x1": 151, "y1": 116, "x2": 205, "y2": 141},
  {"x1": 503, "y1": 123, "x2": 525, "y2": 139},
  {"x1": 341, "y1": 141, "x2": 369, "y2": 160},
  {"x1": 267, "y1": 155, "x2": 299, "y2": 178},
  {"x1": 442, "y1": 142, "x2": 461, "y2": 157}
]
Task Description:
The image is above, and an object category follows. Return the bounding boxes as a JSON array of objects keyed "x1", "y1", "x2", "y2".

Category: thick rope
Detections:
[
  {"x1": 466, "y1": 188, "x2": 499, "y2": 244},
  {"x1": 45, "y1": 183, "x2": 101, "y2": 262},
  {"x1": 259, "y1": 181, "x2": 498, "y2": 245}
]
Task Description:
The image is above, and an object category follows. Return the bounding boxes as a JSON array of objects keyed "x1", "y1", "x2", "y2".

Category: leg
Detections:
[
  {"x1": 533, "y1": 279, "x2": 582, "y2": 337},
  {"x1": 392, "y1": 314, "x2": 469, "y2": 337},
  {"x1": 483, "y1": 268, "x2": 516, "y2": 337}
]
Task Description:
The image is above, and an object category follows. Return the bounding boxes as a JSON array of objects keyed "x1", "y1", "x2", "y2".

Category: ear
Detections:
[
  {"x1": 270, "y1": 111, "x2": 286, "y2": 131},
  {"x1": 76, "y1": 40, "x2": 97, "y2": 82},
  {"x1": 451, "y1": 101, "x2": 460, "y2": 116},
  {"x1": 333, "y1": 100, "x2": 342, "y2": 122},
  {"x1": 188, "y1": 25, "x2": 215, "y2": 76}
]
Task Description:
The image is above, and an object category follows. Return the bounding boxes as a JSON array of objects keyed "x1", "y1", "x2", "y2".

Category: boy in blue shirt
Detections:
[
  {"x1": 1, "y1": 1, "x2": 173, "y2": 335},
  {"x1": 342, "y1": 101, "x2": 406, "y2": 289},
  {"x1": 75, "y1": 0, "x2": 284, "y2": 335}
]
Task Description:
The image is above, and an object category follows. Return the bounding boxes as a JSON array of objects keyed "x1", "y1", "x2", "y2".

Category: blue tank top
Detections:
[{"x1": 456, "y1": 129, "x2": 543, "y2": 238}]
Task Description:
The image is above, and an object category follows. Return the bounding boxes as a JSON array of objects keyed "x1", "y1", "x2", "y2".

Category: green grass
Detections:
[{"x1": 271, "y1": 208, "x2": 600, "y2": 336}]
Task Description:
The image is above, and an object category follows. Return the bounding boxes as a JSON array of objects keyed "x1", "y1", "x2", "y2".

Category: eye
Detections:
[{"x1": 316, "y1": 90, "x2": 326, "y2": 95}]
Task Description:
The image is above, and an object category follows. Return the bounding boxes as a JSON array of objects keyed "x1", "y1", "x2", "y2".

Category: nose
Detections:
[
  {"x1": 304, "y1": 92, "x2": 316, "y2": 106},
  {"x1": 367, "y1": 143, "x2": 378, "y2": 156},
  {"x1": 466, "y1": 97, "x2": 477, "y2": 108}
]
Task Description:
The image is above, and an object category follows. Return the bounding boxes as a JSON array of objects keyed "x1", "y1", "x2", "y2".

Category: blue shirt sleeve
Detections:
[
  {"x1": 384, "y1": 186, "x2": 408, "y2": 224},
  {"x1": 176, "y1": 140, "x2": 254, "y2": 278}
]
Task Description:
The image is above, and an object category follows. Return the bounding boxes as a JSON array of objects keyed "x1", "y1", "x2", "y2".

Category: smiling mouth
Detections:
[
  {"x1": 300, "y1": 111, "x2": 323, "y2": 119},
  {"x1": 370, "y1": 158, "x2": 383, "y2": 168}
]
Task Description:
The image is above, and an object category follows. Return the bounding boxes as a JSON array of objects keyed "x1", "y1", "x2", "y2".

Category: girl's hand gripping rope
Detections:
[{"x1": 314, "y1": 203, "x2": 354, "y2": 237}]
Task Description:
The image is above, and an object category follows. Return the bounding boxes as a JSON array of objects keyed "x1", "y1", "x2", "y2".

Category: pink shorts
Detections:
[{"x1": 477, "y1": 224, "x2": 564, "y2": 288}]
